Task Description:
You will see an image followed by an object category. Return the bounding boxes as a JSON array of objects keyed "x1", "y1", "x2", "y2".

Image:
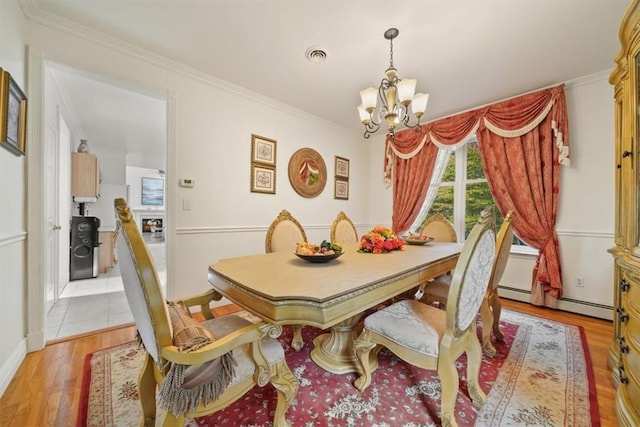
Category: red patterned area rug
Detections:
[{"x1": 78, "y1": 309, "x2": 599, "y2": 426}]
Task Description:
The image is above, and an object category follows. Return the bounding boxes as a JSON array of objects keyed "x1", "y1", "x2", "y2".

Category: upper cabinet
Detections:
[
  {"x1": 71, "y1": 152, "x2": 100, "y2": 199},
  {"x1": 609, "y1": 1, "x2": 640, "y2": 425}
]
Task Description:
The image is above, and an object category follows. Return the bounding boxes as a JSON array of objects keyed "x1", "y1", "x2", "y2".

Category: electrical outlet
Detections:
[{"x1": 575, "y1": 276, "x2": 584, "y2": 287}]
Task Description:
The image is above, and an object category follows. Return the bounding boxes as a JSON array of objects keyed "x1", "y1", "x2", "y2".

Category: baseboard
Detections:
[
  {"x1": 0, "y1": 339, "x2": 27, "y2": 398},
  {"x1": 499, "y1": 286, "x2": 614, "y2": 321}
]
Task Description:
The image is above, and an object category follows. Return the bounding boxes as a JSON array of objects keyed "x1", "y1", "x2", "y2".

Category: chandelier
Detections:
[{"x1": 357, "y1": 28, "x2": 428, "y2": 139}]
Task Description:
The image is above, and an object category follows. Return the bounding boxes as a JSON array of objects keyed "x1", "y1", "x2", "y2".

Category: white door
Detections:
[
  {"x1": 44, "y1": 109, "x2": 71, "y2": 313},
  {"x1": 44, "y1": 122, "x2": 58, "y2": 312},
  {"x1": 57, "y1": 113, "x2": 71, "y2": 296}
]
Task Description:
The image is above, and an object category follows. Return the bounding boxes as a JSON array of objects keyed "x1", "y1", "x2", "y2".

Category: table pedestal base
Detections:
[{"x1": 310, "y1": 315, "x2": 363, "y2": 374}]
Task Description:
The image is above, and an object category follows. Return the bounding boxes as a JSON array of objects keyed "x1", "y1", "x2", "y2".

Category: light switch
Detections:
[
  {"x1": 183, "y1": 198, "x2": 192, "y2": 210},
  {"x1": 180, "y1": 178, "x2": 195, "y2": 187}
]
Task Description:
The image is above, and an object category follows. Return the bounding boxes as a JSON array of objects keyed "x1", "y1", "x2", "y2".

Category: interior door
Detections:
[
  {"x1": 57, "y1": 112, "x2": 71, "y2": 295},
  {"x1": 44, "y1": 109, "x2": 71, "y2": 313},
  {"x1": 44, "y1": 121, "x2": 58, "y2": 312}
]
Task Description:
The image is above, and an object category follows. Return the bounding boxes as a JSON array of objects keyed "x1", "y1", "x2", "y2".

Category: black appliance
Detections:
[{"x1": 69, "y1": 216, "x2": 101, "y2": 280}]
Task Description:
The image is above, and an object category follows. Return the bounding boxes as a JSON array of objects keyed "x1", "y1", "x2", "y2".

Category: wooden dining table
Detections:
[{"x1": 208, "y1": 242, "x2": 462, "y2": 374}]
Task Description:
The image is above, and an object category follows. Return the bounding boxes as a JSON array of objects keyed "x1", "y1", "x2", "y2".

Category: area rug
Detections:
[{"x1": 78, "y1": 309, "x2": 599, "y2": 426}]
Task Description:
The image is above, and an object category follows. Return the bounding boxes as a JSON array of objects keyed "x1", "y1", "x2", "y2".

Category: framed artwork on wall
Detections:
[
  {"x1": 141, "y1": 177, "x2": 164, "y2": 206},
  {"x1": 251, "y1": 164, "x2": 276, "y2": 194},
  {"x1": 0, "y1": 68, "x2": 27, "y2": 156},
  {"x1": 335, "y1": 156, "x2": 349, "y2": 179},
  {"x1": 287, "y1": 147, "x2": 327, "y2": 198},
  {"x1": 335, "y1": 178, "x2": 349, "y2": 200},
  {"x1": 251, "y1": 134, "x2": 277, "y2": 166}
]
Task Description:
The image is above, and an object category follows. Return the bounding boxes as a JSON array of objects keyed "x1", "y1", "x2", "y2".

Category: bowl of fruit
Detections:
[
  {"x1": 294, "y1": 240, "x2": 344, "y2": 263},
  {"x1": 401, "y1": 232, "x2": 435, "y2": 246}
]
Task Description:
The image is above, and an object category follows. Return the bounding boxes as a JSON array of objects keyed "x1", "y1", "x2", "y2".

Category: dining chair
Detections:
[
  {"x1": 416, "y1": 213, "x2": 458, "y2": 305},
  {"x1": 419, "y1": 213, "x2": 458, "y2": 243},
  {"x1": 265, "y1": 209, "x2": 308, "y2": 253},
  {"x1": 265, "y1": 209, "x2": 308, "y2": 351},
  {"x1": 396, "y1": 213, "x2": 458, "y2": 302},
  {"x1": 353, "y1": 207, "x2": 496, "y2": 427},
  {"x1": 330, "y1": 211, "x2": 358, "y2": 244},
  {"x1": 419, "y1": 211, "x2": 514, "y2": 356},
  {"x1": 114, "y1": 198, "x2": 298, "y2": 427}
]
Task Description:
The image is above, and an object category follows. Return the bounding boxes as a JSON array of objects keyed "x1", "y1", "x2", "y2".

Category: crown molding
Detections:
[{"x1": 18, "y1": 0, "x2": 358, "y2": 138}]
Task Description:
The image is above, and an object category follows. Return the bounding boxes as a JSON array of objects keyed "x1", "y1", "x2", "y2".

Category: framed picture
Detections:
[
  {"x1": 287, "y1": 147, "x2": 327, "y2": 198},
  {"x1": 141, "y1": 177, "x2": 164, "y2": 206},
  {"x1": 251, "y1": 164, "x2": 276, "y2": 194},
  {"x1": 335, "y1": 178, "x2": 349, "y2": 200},
  {"x1": 0, "y1": 69, "x2": 27, "y2": 156},
  {"x1": 251, "y1": 134, "x2": 277, "y2": 166},
  {"x1": 335, "y1": 156, "x2": 349, "y2": 179},
  {"x1": 141, "y1": 218, "x2": 163, "y2": 233}
]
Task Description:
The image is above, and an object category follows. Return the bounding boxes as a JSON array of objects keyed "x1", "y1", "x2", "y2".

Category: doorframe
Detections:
[{"x1": 26, "y1": 49, "x2": 176, "y2": 351}]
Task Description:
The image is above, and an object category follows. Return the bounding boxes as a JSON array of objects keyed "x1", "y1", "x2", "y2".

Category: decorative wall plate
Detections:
[{"x1": 288, "y1": 148, "x2": 327, "y2": 198}]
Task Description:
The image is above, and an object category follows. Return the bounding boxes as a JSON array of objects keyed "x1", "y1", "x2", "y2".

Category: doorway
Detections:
[{"x1": 43, "y1": 62, "x2": 168, "y2": 341}]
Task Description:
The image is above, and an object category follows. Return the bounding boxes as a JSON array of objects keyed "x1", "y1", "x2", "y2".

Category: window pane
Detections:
[
  {"x1": 442, "y1": 149, "x2": 456, "y2": 182},
  {"x1": 466, "y1": 141, "x2": 484, "y2": 180},
  {"x1": 420, "y1": 185, "x2": 454, "y2": 228},
  {"x1": 465, "y1": 181, "x2": 496, "y2": 237}
]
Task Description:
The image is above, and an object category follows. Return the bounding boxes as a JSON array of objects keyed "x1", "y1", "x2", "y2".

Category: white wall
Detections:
[{"x1": 0, "y1": 0, "x2": 28, "y2": 398}]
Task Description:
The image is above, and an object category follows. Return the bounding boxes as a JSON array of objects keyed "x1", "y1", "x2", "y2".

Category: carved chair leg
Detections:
[
  {"x1": 490, "y1": 293, "x2": 504, "y2": 341},
  {"x1": 353, "y1": 330, "x2": 379, "y2": 392},
  {"x1": 479, "y1": 296, "x2": 497, "y2": 357},
  {"x1": 437, "y1": 347, "x2": 460, "y2": 427},
  {"x1": 465, "y1": 329, "x2": 487, "y2": 407},
  {"x1": 162, "y1": 411, "x2": 185, "y2": 427},
  {"x1": 269, "y1": 359, "x2": 299, "y2": 427},
  {"x1": 138, "y1": 354, "x2": 157, "y2": 427},
  {"x1": 291, "y1": 325, "x2": 304, "y2": 351}
]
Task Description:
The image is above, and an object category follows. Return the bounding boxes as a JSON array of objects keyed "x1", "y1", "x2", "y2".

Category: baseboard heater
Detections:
[{"x1": 498, "y1": 286, "x2": 613, "y2": 321}]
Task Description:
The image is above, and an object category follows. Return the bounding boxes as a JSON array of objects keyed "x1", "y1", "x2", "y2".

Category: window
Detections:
[{"x1": 412, "y1": 138, "x2": 525, "y2": 246}]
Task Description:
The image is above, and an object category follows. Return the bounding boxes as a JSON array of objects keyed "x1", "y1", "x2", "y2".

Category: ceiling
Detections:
[{"x1": 27, "y1": 0, "x2": 629, "y2": 146}]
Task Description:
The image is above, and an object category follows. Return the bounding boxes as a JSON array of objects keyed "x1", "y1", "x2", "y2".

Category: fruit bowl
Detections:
[
  {"x1": 294, "y1": 251, "x2": 344, "y2": 263},
  {"x1": 401, "y1": 235, "x2": 435, "y2": 245}
]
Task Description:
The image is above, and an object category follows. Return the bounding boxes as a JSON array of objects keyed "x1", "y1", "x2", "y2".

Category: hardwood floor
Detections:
[{"x1": 0, "y1": 299, "x2": 617, "y2": 426}]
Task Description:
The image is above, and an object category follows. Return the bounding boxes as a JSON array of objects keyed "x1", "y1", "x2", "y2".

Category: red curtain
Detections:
[{"x1": 386, "y1": 84, "x2": 569, "y2": 307}]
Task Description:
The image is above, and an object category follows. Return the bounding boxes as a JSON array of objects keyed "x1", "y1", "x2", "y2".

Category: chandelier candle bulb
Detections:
[{"x1": 398, "y1": 79, "x2": 416, "y2": 105}]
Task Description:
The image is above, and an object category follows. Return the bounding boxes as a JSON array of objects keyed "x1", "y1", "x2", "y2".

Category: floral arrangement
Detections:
[{"x1": 358, "y1": 225, "x2": 404, "y2": 254}]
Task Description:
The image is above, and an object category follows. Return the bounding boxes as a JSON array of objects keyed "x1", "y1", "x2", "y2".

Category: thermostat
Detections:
[{"x1": 180, "y1": 178, "x2": 195, "y2": 187}]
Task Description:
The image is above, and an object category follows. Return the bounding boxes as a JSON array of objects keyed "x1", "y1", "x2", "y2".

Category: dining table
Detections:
[{"x1": 208, "y1": 241, "x2": 462, "y2": 374}]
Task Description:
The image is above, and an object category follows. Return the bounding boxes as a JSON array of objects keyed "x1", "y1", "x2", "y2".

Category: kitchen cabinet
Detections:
[{"x1": 71, "y1": 152, "x2": 100, "y2": 199}]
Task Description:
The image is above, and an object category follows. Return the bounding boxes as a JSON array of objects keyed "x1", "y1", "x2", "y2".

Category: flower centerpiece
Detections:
[{"x1": 358, "y1": 225, "x2": 404, "y2": 254}]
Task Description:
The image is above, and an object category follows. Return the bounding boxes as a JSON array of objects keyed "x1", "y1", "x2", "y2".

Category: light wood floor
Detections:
[{"x1": 0, "y1": 299, "x2": 617, "y2": 426}]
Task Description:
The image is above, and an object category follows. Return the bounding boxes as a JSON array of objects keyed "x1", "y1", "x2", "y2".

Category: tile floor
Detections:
[{"x1": 46, "y1": 238, "x2": 166, "y2": 342}]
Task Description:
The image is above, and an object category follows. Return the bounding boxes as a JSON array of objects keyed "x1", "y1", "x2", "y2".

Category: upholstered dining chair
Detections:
[
  {"x1": 396, "y1": 213, "x2": 458, "y2": 302},
  {"x1": 419, "y1": 211, "x2": 514, "y2": 356},
  {"x1": 265, "y1": 209, "x2": 308, "y2": 253},
  {"x1": 265, "y1": 209, "x2": 308, "y2": 351},
  {"x1": 416, "y1": 213, "x2": 458, "y2": 305},
  {"x1": 419, "y1": 213, "x2": 458, "y2": 243},
  {"x1": 330, "y1": 211, "x2": 358, "y2": 244},
  {"x1": 114, "y1": 198, "x2": 298, "y2": 427},
  {"x1": 353, "y1": 207, "x2": 496, "y2": 427}
]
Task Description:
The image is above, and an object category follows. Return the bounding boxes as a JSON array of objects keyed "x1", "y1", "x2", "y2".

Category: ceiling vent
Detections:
[{"x1": 305, "y1": 46, "x2": 328, "y2": 63}]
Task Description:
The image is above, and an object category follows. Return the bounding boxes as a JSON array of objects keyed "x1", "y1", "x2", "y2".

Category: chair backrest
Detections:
[
  {"x1": 420, "y1": 213, "x2": 457, "y2": 242},
  {"x1": 489, "y1": 211, "x2": 514, "y2": 291},
  {"x1": 444, "y1": 207, "x2": 496, "y2": 335},
  {"x1": 114, "y1": 198, "x2": 172, "y2": 364},
  {"x1": 330, "y1": 211, "x2": 358, "y2": 244},
  {"x1": 265, "y1": 209, "x2": 307, "y2": 253}
]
